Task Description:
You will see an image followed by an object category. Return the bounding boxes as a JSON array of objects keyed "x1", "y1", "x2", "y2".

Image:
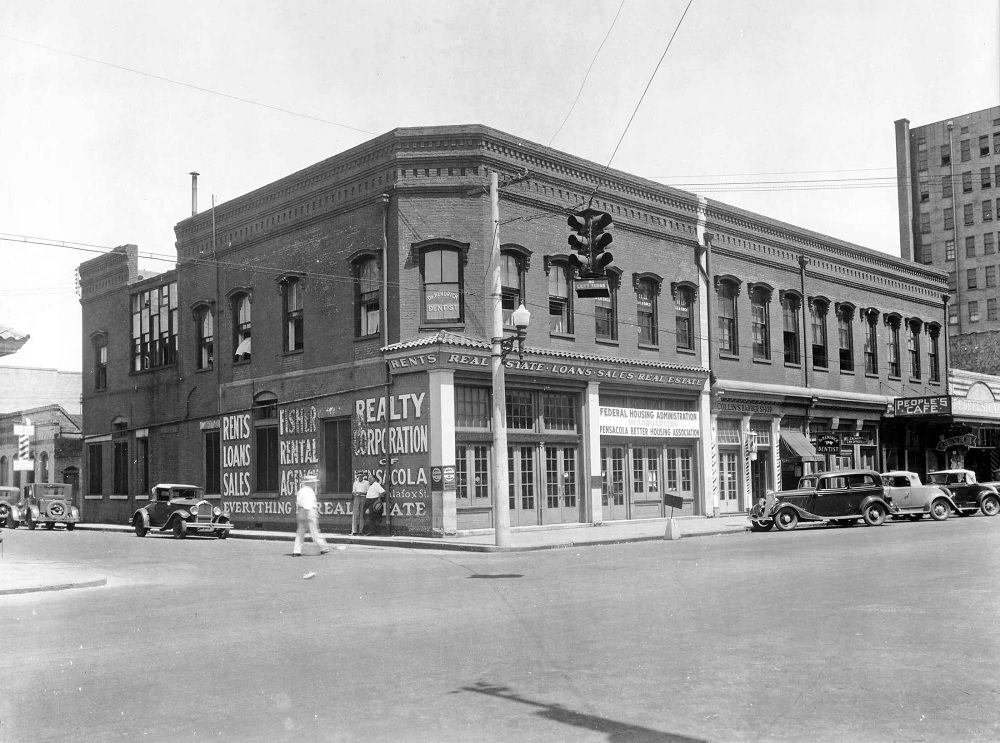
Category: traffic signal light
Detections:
[{"x1": 566, "y1": 208, "x2": 614, "y2": 278}]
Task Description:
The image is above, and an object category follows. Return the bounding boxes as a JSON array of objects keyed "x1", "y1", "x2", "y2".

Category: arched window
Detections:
[
  {"x1": 91, "y1": 331, "x2": 108, "y2": 391},
  {"x1": 749, "y1": 284, "x2": 772, "y2": 361},
  {"x1": 280, "y1": 276, "x2": 305, "y2": 352},
  {"x1": 421, "y1": 246, "x2": 464, "y2": 324},
  {"x1": 0, "y1": 455, "x2": 8, "y2": 486},
  {"x1": 836, "y1": 302, "x2": 855, "y2": 373},
  {"x1": 596, "y1": 270, "x2": 621, "y2": 342},
  {"x1": 926, "y1": 323, "x2": 941, "y2": 383},
  {"x1": 634, "y1": 274, "x2": 662, "y2": 347},
  {"x1": 861, "y1": 308, "x2": 880, "y2": 375},
  {"x1": 885, "y1": 313, "x2": 902, "y2": 378},
  {"x1": 254, "y1": 393, "x2": 279, "y2": 493},
  {"x1": 545, "y1": 257, "x2": 574, "y2": 335},
  {"x1": 672, "y1": 283, "x2": 696, "y2": 352},
  {"x1": 354, "y1": 256, "x2": 381, "y2": 338},
  {"x1": 39, "y1": 452, "x2": 49, "y2": 483},
  {"x1": 907, "y1": 318, "x2": 922, "y2": 379},
  {"x1": 716, "y1": 277, "x2": 741, "y2": 356},
  {"x1": 810, "y1": 298, "x2": 829, "y2": 370},
  {"x1": 192, "y1": 303, "x2": 214, "y2": 370},
  {"x1": 780, "y1": 291, "x2": 802, "y2": 365},
  {"x1": 230, "y1": 290, "x2": 252, "y2": 363}
]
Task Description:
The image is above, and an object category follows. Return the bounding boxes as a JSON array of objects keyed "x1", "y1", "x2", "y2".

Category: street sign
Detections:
[
  {"x1": 575, "y1": 278, "x2": 610, "y2": 298},
  {"x1": 13, "y1": 458, "x2": 33, "y2": 471},
  {"x1": 663, "y1": 493, "x2": 684, "y2": 510}
]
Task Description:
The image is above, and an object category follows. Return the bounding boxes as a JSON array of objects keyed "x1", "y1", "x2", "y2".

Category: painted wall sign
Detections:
[
  {"x1": 598, "y1": 407, "x2": 700, "y2": 438},
  {"x1": 893, "y1": 396, "x2": 951, "y2": 417},
  {"x1": 951, "y1": 398, "x2": 1000, "y2": 419},
  {"x1": 386, "y1": 351, "x2": 706, "y2": 388},
  {"x1": 716, "y1": 400, "x2": 776, "y2": 415},
  {"x1": 279, "y1": 405, "x2": 319, "y2": 497},
  {"x1": 221, "y1": 413, "x2": 252, "y2": 498}
]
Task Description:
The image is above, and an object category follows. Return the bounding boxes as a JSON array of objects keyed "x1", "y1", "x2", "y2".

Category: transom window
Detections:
[{"x1": 455, "y1": 386, "x2": 491, "y2": 429}]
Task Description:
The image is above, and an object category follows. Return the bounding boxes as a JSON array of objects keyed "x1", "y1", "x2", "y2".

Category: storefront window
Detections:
[
  {"x1": 542, "y1": 393, "x2": 576, "y2": 432},
  {"x1": 506, "y1": 389, "x2": 535, "y2": 430},
  {"x1": 455, "y1": 386, "x2": 490, "y2": 429}
]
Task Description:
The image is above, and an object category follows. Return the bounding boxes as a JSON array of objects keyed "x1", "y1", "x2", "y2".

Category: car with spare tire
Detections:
[{"x1": 4, "y1": 483, "x2": 80, "y2": 530}]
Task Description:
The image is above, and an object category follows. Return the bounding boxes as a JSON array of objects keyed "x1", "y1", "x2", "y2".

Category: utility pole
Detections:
[{"x1": 489, "y1": 171, "x2": 512, "y2": 546}]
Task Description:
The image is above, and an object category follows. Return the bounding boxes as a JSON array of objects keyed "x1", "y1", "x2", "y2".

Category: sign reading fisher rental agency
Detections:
[{"x1": 599, "y1": 407, "x2": 700, "y2": 438}]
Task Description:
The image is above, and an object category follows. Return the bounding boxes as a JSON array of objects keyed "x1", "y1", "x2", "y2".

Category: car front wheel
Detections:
[
  {"x1": 133, "y1": 516, "x2": 148, "y2": 538},
  {"x1": 750, "y1": 517, "x2": 774, "y2": 532},
  {"x1": 66, "y1": 522, "x2": 75, "y2": 531},
  {"x1": 27, "y1": 515, "x2": 36, "y2": 530},
  {"x1": 774, "y1": 509, "x2": 798, "y2": 531},
  {"x1": 981, "y1": 494, "x2": 1000, "y2": 517},
  {"x1": 172, "y1": 520, "x2": 187, "y2": 539},
  {"x1": 863, "y1": 502, "x2": 887, "y2": 526},
  {"x1": 929, "y1": 499, "x2": 950, "y2": 521}
]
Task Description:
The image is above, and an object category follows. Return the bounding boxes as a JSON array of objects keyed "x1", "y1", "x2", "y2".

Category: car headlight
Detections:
[
  {"x1": 213, "y1": 507, "x2": 222, "y2": 517},
  {"x1": 190, "y1": 505, "x2": 199, "y2": 516}
]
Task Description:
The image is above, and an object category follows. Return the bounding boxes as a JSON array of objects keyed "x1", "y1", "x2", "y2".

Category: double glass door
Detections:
[
  {"x1": 602, "y1": 445, "x2": 694, "y2": 519},
  {"x1": 507, "y1": 444, "x2": 580, "y2": 526}
]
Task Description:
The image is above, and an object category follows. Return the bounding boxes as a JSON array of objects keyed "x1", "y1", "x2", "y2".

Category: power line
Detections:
[
  {"x1": 606, "y1": 0, "x2": 694, "y2": 170},
  {"x1": 1, "y1": 33, "x2": 376, "y2": 137},
  {"x1": 548, "y1": 0, "x2": 625, "y2": 148}
]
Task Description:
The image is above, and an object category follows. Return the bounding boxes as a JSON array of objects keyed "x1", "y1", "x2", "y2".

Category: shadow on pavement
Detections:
[{"x1": 459, "y1": 681, "x2": 708, "y2": 742}]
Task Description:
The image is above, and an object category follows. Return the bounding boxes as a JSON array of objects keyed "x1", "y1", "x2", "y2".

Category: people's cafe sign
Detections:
[{"x1": 895, "y1": 384, "x2": 1000, "y2": 421}]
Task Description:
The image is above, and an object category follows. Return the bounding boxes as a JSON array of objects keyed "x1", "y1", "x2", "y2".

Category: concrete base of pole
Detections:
[{"x1": 664, "y1": 518, "x2": 681, "y2": 541}]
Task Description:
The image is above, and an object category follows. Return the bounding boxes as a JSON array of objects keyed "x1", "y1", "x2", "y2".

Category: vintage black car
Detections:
[
  {"x1": 750, "y1": 469, "x2": 894, "y2": 532},
  {"x1": 130, "y1": 484, "x2": 233, "y2": 538},
  {"x1": 926, "y1": 469, "x2": 1000, "y2": 517},
  {"x1": 4, "y1": 483, "x2": 80, "y2": 530}
]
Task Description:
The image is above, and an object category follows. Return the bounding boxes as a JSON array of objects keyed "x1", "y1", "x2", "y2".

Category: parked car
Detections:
[
  {"x1": 4, "y1": 483, "x2": 80, "y2": 530},
  {"x1": 880, "y1": 471, "x2": 956, "y2": 521},
  {"x1": 749, "y1": 469, "x2": 894, "y2": 532},
  {"x1": 925, "y1": 470, "x2": 1000, "y2": 517},
  {"x1": 130, "y1": 484, "x2": 233, "y2": 539},
  {"x1": 0, "y1": 486, "x2": 20, "y2": 528}
]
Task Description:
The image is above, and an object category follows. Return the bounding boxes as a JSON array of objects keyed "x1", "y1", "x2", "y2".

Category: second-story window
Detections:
[
  {"x1": 863, "y1": 309, "x2": 880, "y2": 375},
  {"x1": 196, "y1": 305, "x2": 214, "y2": 371},
  {"x1": 673, "y1": 284, "x2": 694, "y2": 352},
  {"x1": 635, "y1": 276, "x2": 659, "y2": 347},
  {"x1": 885, "y1": 315, "x2": 901, "y2": 378},
  {"x1": 837, "y1": 303, "x2": 855, "y2": 373},
  {"x1": 595, "y1": 271, "x2": 619, "y2": 342},
  {"x1": 781, "y1": 292, "x2": 801, "y2": 365},
  {"x1": 500, "y1": 249, "x2": 527, "y2": 328},
  {"x1": 547, "y1": 260, "x2": 574, "y2": 335},
  {"x1": 93, "y1": 333, "x2": 108, "y2": 391},
  {"x1": 907, "y1": 319, "x2": 921, "y2": 379},
  {"x1": 927, "y1": 324, "x2": 941, "y2": 383},
  {"x1": 282, "y1": 276, "x2": 304, "y2": 352},
  {"x1": 750, "y1": 285, "x2": 771, "y2": 361},
  {"x1": 355, "y1": 257, "x2": 380, "y2": 338},
  {"x1": 810, "y1": 299, "x2": 829, "y2": 369},
  {"x1": 422, "y1": 247, "x2": 463, "y2": 324},
  {"x1": 717, "y1": 279, "x2": 740, "y2": 356},
  {"x1": 131, "y1": 283, "x2": 178, "y2": 372},
  {"x1": 232, "y1": 292, "x2": 252, "y2": 363}
]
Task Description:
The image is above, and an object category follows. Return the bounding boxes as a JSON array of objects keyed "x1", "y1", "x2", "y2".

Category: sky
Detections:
[{"x1": 1, "y1": 0, "x2": 997, "y2": 372}]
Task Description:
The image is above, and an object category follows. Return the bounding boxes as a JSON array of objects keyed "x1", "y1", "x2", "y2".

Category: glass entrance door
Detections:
[
  {"x1": 719, "y1": 450, "x2": 740, "y2": 513},
  {"x1": 543, "y1": 446, "x2": 579, "y2": 524},
  {"x1": 630, "y1": 447, "x2": 662, "y2": 518},
  {"x1": 507, "y1": 445, "x2": 537, "y2": 527},
  {"x1": 601, "y1": 446, "x2": 628, "y2": 520},
  {"x1": 664, "y1": 447, "x2": 694, "y2": 513}
]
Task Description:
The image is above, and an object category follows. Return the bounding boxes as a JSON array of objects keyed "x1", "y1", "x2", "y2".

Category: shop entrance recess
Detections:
[
  {"x1": 602, "y1": 445, "x2": 694, "y2": 519},
  {"x1": 507, "y1": 444, "x2": 581, "y2": 527}
]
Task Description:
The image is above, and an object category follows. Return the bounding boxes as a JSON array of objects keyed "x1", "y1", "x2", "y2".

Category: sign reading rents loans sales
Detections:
[{"x1": 598, "y1": 407, "x2": 700, "y2": 438}]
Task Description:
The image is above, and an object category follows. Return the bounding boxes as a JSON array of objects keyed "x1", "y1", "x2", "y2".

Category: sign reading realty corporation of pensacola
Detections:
[{"x1": 599, "y1": 407, "x2": 700, "y2": 438}]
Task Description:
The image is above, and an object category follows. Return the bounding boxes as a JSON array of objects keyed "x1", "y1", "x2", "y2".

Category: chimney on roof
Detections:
[{"x1": 190, "y1": 172, "x2": 200, "y2": 216}]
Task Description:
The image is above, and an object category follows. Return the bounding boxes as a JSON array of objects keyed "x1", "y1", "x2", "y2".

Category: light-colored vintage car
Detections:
[
  {"x1": 926, "y1": 469, "x2": 1000, "y2": 517},
  {"x1": 0, "y1": 485, "x2": 20, "y2": 528},
  {"x1": 4, "y1": 483, "x2": 80, "y2": 530},
  {"x1": 130, "y1": 483, "x2": 233, "y2": 538},
  {"x1": 880, "y1": 471, "x2": 957, "y2": 521}
]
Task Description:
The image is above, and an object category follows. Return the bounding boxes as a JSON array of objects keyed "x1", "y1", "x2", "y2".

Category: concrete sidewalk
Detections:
[{"x1": 1, "y1": 513, "x2": 750, "y2": 595}]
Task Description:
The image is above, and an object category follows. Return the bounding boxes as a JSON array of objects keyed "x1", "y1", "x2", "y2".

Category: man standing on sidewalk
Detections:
[
  {"x1": 350, "y1": 471, "x2": 368, "y2": 535},
  {"x1": 293, "y1": 475, "x2": 330, "y2": 556}
]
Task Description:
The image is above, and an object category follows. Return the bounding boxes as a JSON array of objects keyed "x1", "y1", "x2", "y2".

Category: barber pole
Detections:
[{"x1": 13, "y1": 418, "x2": 34, "y2": 471}]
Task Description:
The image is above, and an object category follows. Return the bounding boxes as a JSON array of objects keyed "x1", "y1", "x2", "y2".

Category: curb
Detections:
[{"x1": 0, "y1": 575, "x2": 108, "y2": 597}]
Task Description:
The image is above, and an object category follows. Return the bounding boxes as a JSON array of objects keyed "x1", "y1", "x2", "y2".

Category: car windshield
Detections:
[
  {"x1": 928, "y1": 472, "x2": 961, "y2": 485},
  {"x1": 173, "y1": 489, "x2": 203, "y2": 500}
]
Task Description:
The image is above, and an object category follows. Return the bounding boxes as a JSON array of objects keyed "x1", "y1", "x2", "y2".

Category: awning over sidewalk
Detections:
[{"x1": 779, "y1": 429, "x2": 824, "y2": 462}]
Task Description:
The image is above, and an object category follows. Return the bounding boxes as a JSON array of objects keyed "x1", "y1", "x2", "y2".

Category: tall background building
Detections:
[{"x1": 896, "y1": 106, "x2": 1000, "y2": 373}]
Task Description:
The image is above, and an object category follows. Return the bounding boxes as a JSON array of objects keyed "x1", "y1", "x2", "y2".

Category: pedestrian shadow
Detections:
[{"x1": 458, "y1": 681, "x2": 708, "y2": 742}]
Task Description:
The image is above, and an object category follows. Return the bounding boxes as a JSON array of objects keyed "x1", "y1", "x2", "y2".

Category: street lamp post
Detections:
[{"x1": 489, "y1": 171, "x2": 531, "y2": 547}]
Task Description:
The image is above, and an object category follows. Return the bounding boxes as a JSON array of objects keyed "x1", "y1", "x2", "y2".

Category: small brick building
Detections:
[{"x1": 79, "y1": 125, "x2": 949, "y2": 535}]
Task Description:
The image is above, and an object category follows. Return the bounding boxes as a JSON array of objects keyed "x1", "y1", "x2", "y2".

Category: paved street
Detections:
[{"x1": 2, "y1": 516, "x2": 999, "y2": 742}]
